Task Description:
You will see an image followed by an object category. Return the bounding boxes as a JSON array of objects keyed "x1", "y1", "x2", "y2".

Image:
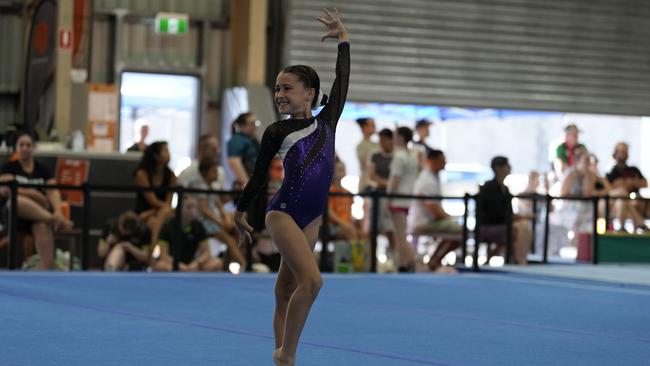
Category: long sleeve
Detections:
[
  {"x1": 235, "y1": 124, "x2": 282, "y2": 212},
  {"x1": 318, "y1": 42, "x2": 350, "y2": 128}
]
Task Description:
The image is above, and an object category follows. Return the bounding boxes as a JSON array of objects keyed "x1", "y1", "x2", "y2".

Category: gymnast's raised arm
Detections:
[{"x1": 316, "y1": 8, "x2": 350, "y2": 127}]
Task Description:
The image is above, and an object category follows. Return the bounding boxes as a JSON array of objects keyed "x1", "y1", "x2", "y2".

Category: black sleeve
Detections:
[
  {"x1": 633, "y1": 167, "x2": 645, "y2": 180},
  {"x1": 606, "y1": 168, "x2": 620, "y2": 183},
  {"x1": 236, "y1": 124, "x2": 282, "y2": 212},
  {"x1": 0, "y1": 161, "x2": 16, "y2": 175},
  {"x1": 194, "y1": 220, "x2": 208, "y2": 242},
  {"x1": 317, "y1": 42, "x2": 350, "y2": 129},
  {"x1": 505, "y1": 187, "x2": 514, "y2": 216}
]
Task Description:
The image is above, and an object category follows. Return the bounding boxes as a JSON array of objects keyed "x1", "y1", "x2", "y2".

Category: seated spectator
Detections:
[
  {"x1": 368, "y1": 128, "x2": 395, "y2": 249},
  {"x1": 177, "y1": 134, "x2": 225, "y2": 189},
  {"x1": 553, "y1": 124, "x2": 587, "y2": 179},
  {"x1": 0, "y1": 131, "x2": 73, "y2": 270},
  {"x1": 411, "y1": 149, "x2": 461, "y2": 271},
  {"x1": 476, "y1": 156, "x2": 532, "y2": 265},
  {"x1": 151, "y1": 195, "x2": 222, "y2": 272},
  {"x1": 559, "y1": 149, "x2": 602, "y2": 235},
  {"x1": 517, "y1": 171, "x2": 541, "y2": 214},
  {"x1": 268, "y1": 158, "x2": 284, "y2": 193},
  {"x1": 606, "y1": 142, "x2": 648, "y2": 232},
  {"x1": 189, "y1": 158, "x2": 245, "y2": 267},
  {"x1": 97, "y1": 211, "x2": 151, "y2": 271},
  {"x1": 133, "y1": 141, "x2": 176, "y2": 245},
  {"x1": 588, "y1": 154, "x2": 611, "y2": 196},
  {"x1": 328, "y1": 159, "x2": 361, "y2": 242}
]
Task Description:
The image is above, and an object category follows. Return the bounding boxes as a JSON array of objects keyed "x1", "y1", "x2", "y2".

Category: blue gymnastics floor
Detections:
[{"x1": 1, "y1": 271, "x2": 649, "y2": 366}]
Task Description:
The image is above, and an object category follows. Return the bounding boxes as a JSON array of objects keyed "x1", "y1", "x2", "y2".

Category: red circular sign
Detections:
[{"x1": 34, "y1": 22, "x2": 49, "y2": 56}]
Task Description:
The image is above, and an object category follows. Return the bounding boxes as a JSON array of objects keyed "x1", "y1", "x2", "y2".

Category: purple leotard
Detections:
[{"x1": 236, "y1": 42, "x2": 350, "y2": 229}]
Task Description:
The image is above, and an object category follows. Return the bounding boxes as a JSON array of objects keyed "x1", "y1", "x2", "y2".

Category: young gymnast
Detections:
[{"x1": 234, "y1": 8, "x2": 349, "y2": 366}]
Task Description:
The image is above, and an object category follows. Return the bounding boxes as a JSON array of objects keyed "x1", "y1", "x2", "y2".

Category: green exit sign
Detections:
[{"x1": 155, "y1": 12, "x2": 189, "y2": 34}]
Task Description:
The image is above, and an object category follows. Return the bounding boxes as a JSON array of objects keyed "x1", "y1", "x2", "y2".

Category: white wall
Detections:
[{"x1": 335, "y1": 107, "x2": 647, "y2": 187}]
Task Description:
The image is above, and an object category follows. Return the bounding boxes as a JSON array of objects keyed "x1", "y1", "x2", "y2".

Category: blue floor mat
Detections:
[{"x1": 1, "y1": 272, "x2": 649, "y2": 365}]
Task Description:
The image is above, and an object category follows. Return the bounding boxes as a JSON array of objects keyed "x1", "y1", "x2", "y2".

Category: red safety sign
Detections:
[{"x1": 59, "y1": 28, "x2": 73, "y2": 50}]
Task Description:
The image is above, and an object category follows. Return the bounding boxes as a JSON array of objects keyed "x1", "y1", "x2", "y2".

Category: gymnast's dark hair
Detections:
[{"x1": 281, "y1": 65, "x2": 328, "y2": 109}]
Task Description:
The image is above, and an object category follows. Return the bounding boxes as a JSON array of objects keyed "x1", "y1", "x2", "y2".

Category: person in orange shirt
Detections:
[{"x1": 328, "y1": 159, "x2": 360, "y2": 241}]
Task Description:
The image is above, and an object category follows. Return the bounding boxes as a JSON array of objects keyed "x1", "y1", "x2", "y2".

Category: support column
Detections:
[
  {"x1": 54, "y1": 0, "x2": 73, "y2": 139},
  {"x1": 229, "y1": 0, "x2": 267, "y2": 86}
]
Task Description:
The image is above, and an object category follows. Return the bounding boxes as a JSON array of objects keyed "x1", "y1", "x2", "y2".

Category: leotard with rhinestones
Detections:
[{"x1": 236, "y1": 42, "x2": 350, "y2": 229}]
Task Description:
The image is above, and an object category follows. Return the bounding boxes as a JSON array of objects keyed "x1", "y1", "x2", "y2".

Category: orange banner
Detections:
[{"x1": 55, "y1": 158, "x2": 90, "y2": 206}]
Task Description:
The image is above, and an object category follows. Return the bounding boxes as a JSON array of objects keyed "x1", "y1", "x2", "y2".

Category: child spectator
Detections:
[
  {"x1": 151, "y1": 195, "x2": 222, "y2": 272},
  {"x1": 98, "y1": 211, "x2": 151, "y2": 271}
]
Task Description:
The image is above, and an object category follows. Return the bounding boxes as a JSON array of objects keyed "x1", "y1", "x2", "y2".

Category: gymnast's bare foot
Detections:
[{"x1": 273, "y1": 348, "x2": 295, "y2": 366}]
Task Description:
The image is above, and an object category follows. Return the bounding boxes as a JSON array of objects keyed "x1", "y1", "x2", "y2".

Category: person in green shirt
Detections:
[{"x1": 554, "y1": 124, "x2": 586, "y2": 178}]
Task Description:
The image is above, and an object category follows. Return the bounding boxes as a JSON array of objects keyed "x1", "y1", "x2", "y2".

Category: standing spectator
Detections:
[
  {"x1": 388, "y1": 127, "x2": 419, "y2": 271},
  {"x1": 151, "y1": 195, "x2": 222, "y2": 272},
  {"x1": 133, "y1": 141, "x2": 176, "y2": 246},
  {"x1": 97, "y1": 211, "x2": 152, "y2": 271},
  {"x1": 411, "y1": 149, "x2": 461, "y2": 271},
  {"x1": 190, "y1": 158, "x2": 246, "y2": 267},
  {"x1": 368, "y1": 128, "x2": 395, "y2": 250},
  {"x1": 127, "y1": 123, "x2": 149, "y2": 152},
  {"x1": 355, "y1": 117, "x2": 378, "y2": 193},
  {"x1": 413, "y1": 119, "x2": 433, "y2": 169},
  {"x1": 553, "y1": 124, "x2": 586, "y2": 178},
  {"x1": 178, "y1": 134, "x2": 225, "y2": 189},
  {"x1": 227, "y1": 112, "x2": 260, "y2": 186},
  {"x1": 228, "y1": 112, "x2": 267, "y2": 233},
  {"x1": 476, "y1": 156, "x2": 532, "y2": 265},
  {"x1": 0, "y1": 131, "x2": 72, "y2": 270}
]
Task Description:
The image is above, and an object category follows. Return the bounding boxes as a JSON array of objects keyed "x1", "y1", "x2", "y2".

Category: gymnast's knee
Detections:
[
  {"x1": 299, "y1": 275, "x2": 322, "y2": 299},
  {"x1": 275, "y1": 279, "x2": 297, "y2": 303}
]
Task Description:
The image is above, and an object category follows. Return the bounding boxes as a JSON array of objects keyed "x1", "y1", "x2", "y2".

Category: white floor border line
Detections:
[{"x1": 461, "y1": 273, "x2": 650, "y2": 296}]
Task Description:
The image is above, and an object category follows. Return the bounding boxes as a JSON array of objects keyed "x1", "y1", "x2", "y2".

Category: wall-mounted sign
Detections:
[{"x1": 154, "y1": 12, "x2": 189, "y2": 35}]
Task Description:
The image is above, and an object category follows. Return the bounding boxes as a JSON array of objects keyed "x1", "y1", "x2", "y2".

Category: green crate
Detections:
[{"x1": 598, "y1": 233, "x2": 650, "y2": 263}]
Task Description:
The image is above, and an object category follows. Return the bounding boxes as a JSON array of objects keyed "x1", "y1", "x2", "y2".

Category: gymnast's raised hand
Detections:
[{"x1": 317, "y1": 8, "x2": 349, "y2": 43}]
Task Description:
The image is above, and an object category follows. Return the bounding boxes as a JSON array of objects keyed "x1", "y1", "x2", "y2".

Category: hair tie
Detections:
[{"x1": 313, "y1": 89, "x2": 328, "y2": 109}]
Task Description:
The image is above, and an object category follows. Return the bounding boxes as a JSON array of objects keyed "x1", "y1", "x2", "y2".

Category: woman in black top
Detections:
[
  {"x1": 234, "y1": 9, "x2": 349, "y2": 366},
  {"x1": 133, "y1": 141, "x2": 176, "y2": 247},
  {"x1": 0, "y1": 131, "x2": 72, "y2": 269}
]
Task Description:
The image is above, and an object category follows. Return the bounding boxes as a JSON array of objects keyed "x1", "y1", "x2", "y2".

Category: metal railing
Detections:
[{"x1": 1, "y1": 181, "x2": 646, "y2": 271}]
